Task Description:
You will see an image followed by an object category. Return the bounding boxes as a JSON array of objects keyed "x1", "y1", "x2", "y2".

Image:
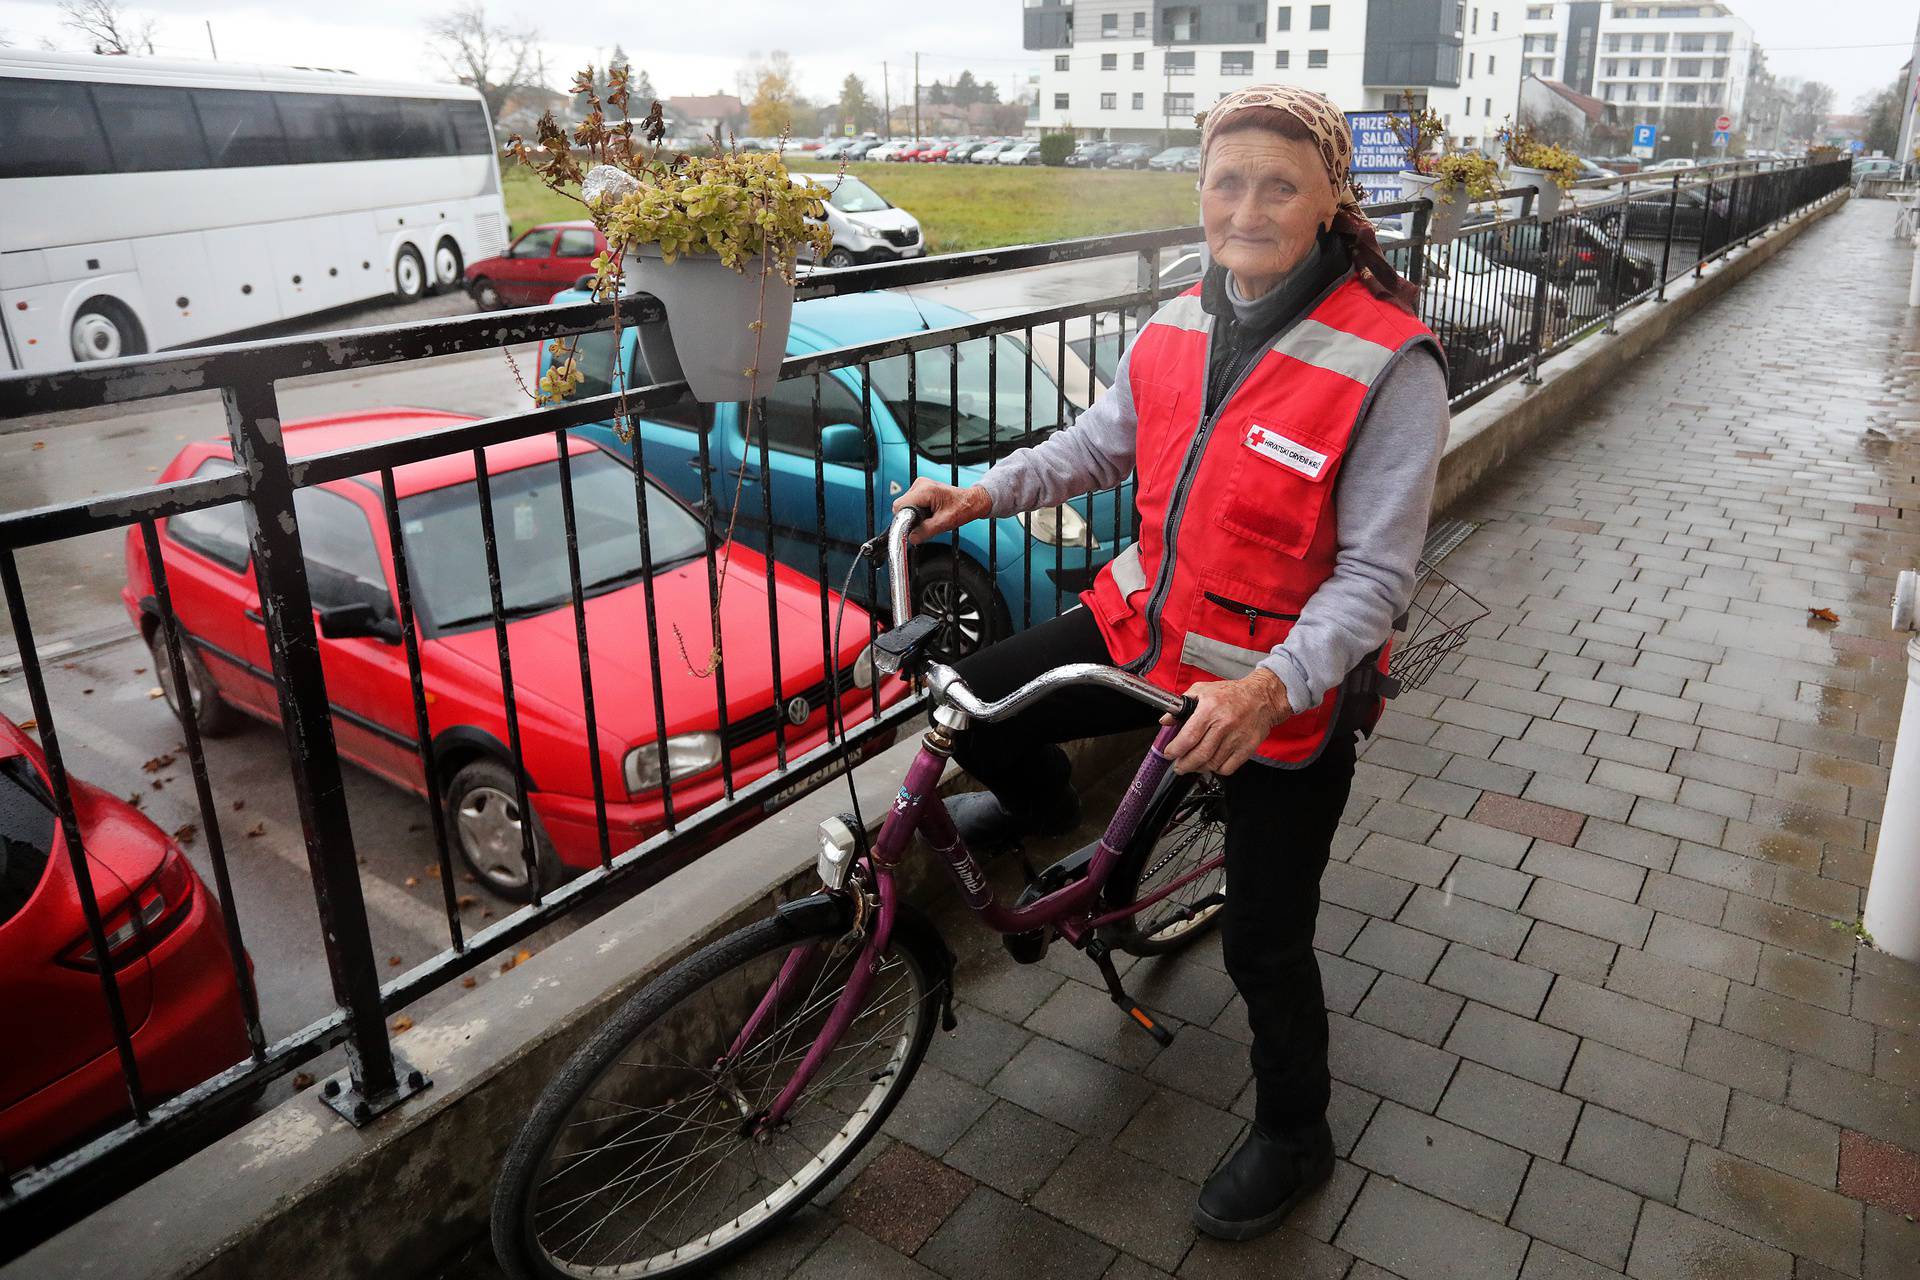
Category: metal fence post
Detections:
[
  {"x1": 1656, "y1": 173, "x2": 1681, "y2": 301},
  {"x1": 221, "y1": 380, "x2": 424, "y2": 1123},
  {"x1": 1523, "y1": 205, "x2": 1553, "y2": 385},
  {"x1": 1603, "y1": 202, "x2": 1630, "y2": 336},
  {"x1": 1137, "y1": 245, "x2": 1163, "y2": 325},
  {"x1": 1696, "y1": 173, "x2": 1716, "y2": 280},
  {"x1": 1406, "y1": 199, "x2": 1432, "y2": 291}
]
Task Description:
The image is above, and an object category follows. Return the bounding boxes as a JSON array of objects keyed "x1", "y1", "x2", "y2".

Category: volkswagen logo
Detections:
[{"x1": 784, "y1": 695, "x2": 811, "y2": 727}]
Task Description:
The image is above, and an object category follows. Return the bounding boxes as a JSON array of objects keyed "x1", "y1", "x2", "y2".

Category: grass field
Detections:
[{"x1": 501, "y1": 161, "x2": 1199, "y2": 255}]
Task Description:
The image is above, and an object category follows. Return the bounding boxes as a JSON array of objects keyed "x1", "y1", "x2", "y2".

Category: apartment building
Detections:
[
  {"x1": 1519, "y1": 1, "x2": 1753, "y2": 126},
  {"x1": 1023, "y1": 1, "x2": 1526, "y2": 150}
]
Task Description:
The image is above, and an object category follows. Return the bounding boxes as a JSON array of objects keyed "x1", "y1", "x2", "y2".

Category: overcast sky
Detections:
[{"x1": 1, "y1": 0, "x2": 1912, "y2": 110}]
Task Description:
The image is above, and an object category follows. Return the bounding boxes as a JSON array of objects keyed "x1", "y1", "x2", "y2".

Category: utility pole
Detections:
[
  {"x1": 913, "y1": 52, "x2": 921, "y2": 141},
  {"x1": 205, "y1": 20, "x2": 218, "y2": 59},
  {"x1": 882, "y1": 61, "x2": 891, "y2": 138},
  {"x1": 1163, "y1": 62, "x2": 1171, "y2": 148},
  {"x1": 1897, "y1": 7, "x2": 1920, "y2": 173}
]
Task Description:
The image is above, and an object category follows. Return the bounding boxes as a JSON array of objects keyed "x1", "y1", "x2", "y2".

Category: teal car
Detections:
[{"x1": 544, "y1": 288, "x2": 1136, "y2": 656}]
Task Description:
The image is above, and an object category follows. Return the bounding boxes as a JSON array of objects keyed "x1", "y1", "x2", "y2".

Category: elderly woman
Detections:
[{"x1": 896, "y1": 86, "x2": 1449, "y2": 1240}]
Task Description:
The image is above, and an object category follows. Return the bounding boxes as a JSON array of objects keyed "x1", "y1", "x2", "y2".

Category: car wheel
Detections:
[
  {"x1": 69, "y1": 298, "x2": 145, "y2": 363},
  {"x1": 146, "y1": 626, "x2": 242, "y2": 737},
  {"x1": 471, "y1": 277, "x2": 503, "y2": 311},
  {"x1": 446, "y1": 757, "x2": 567, "y2": 903},
  {"x1": 824, "y1": 248, "x2": 857, "y2": 268},
  {"x1": 432, "y1": 238, "x2": 463, "y2": 292},
  {"x1": 393, "y1": 245, "x2": 428, "y2": 303},
  {"x1": 910, "y1": 553, "x2": 1008, "y2": 661}
]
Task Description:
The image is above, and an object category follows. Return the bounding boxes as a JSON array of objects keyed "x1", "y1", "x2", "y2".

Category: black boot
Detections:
[
  {"x1": 947, "y1": 786, "x2": 1081, "y2": 854},
  {"x1": 1192, "y1": 1119, "x2": 1335, "y2": 1241}
]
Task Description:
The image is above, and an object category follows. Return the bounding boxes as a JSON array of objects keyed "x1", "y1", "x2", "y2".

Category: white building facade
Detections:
[
  {"x1": 1519, "y1": 2, "x2": 1752, "y2": 128},
  {"x1": 1023, "y1": 1, "x2": 1526, "y2": 151}
]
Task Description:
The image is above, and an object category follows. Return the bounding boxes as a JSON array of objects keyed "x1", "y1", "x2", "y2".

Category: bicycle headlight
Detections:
[
  {"x1": 624, "y1": 733, "x2": 722, "y2": 793},
  {"x1": 1019, "y1": 504, "x2": 1099, "y2": 548},
  {"x1": 817, "y1": 813, "x2": 862, "y2": 890}
]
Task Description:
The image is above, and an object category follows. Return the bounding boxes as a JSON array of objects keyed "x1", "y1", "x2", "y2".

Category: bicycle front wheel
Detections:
[
  {"x1": 492, "y1": 905, "x2": 944, "y2": 1279},
  {"x1": 1103, "y1": 773, "x2": 1229, "y2": 956}
]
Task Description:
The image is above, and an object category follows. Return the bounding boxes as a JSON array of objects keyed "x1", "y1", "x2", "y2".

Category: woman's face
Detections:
[{"x1": 1200, "y1": 126, "x2": 1339, "y2": 296}]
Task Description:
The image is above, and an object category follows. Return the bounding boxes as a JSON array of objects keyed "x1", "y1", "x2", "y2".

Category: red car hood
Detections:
[{"x1": 430, "y1": 549, "x2": 867, "y2": 745}]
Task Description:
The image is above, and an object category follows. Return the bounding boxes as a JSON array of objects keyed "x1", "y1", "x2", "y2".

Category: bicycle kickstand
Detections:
[{"x1": 1084, "y1": 937, "x2": 1174, "y2": 1047}]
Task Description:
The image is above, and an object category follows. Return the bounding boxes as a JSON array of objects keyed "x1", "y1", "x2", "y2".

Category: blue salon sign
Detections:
[{"x1": 1346, "y1": 111, "x2": 1412, "y2": 205}]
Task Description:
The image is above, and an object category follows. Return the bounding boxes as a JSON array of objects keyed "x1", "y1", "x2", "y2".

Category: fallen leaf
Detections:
[
  {"x1": 142, "y1": 754, "x2": 175, "y2": 772},
  {"x1": 390, "y1": 1015, "x2": 413, "y2": 1033},
  {"x1": 461, "y1": 872, "x2": 478, "y2": 884},
  {"x1": 132, "y1": 667, "x2": 146, "y2": 675},
  {"x1": 427, "y1": 865, "x2": 441, "y2": 879},
  {"x1": 147, "y1": 687, "x2": 165, "y2": 700},
  {"x1": 461, "y1": 975, "x2": 478, "y2": 989},
  {"x1": 31, "y1": 441, "x2": 45, "y2": 450},
  {"x1": 1808, "y1": 607, "x2": 1839, "y2": 623},
  {"x1": 231, "y1": 799, "x2": 245, "y2": 811},
  {"x1": 481, "y1": 907, "x2": 495, "y2": 918},
  {"x1": 245, "y1": 821, "x2": 266, "y2": 838},
  {"x1": 18, "y1": 718, "x2": 37, "y2": 732},
  {"x1": 150, "y1": 778, "x2": 165, "y2": 791},
  {"x1": 125, "y1": 792, "x2": 144, "y2": 808},
  {"x1": 456, "y1": 894, "x2": 476, "y2": 909},
  {"x1": 291, "y1": 1071, "x2": 316, "y2": 1090},
  {"x1": 404, "y1": 876, "x2": 419, "y2": 888},
  {"x1": 81, "y1": 688, "x2": 93, "y2": 695},
  {"x1": 498, "y1": 948, "x2": 534, "y2": 974},
  {"x1": 387, "y1": 954, "x2": 402, "y2": 966},
  {"x1": 171, "y1": 822, "x2": 197, "y2": 846}
]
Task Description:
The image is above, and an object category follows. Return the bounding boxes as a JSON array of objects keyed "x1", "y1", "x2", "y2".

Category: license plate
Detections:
[{"x1": 763, "y1": 756, "x2": 851, "y2": 812}]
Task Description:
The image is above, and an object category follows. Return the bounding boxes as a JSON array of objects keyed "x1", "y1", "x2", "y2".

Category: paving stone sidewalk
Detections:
[{"x1": 696, "y1": 196, "x2": 1920, "y2": 1280}]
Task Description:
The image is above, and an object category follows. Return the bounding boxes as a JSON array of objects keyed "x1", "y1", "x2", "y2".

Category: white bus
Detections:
[{"x1": 0, "y1": 51, "x2": 510, "y2": 372}]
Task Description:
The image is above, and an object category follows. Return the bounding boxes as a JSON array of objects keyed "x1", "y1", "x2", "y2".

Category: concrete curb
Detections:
[
  {"x1": 1431, "y1": 190, "x2": 1849, "y2": 516},
  {"x1": 3, "y1": 194, "x2": 1848, "y2": 1280}
]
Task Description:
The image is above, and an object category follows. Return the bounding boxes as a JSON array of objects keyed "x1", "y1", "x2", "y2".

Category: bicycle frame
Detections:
[{"x1": 744, "y1": 713, "x2": 1222, "y2": 1129}]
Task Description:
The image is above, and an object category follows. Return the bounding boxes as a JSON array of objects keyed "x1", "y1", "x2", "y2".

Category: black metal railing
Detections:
[{"x1": 0, "y1": 155, "x2": 1848, "y2": 1252}]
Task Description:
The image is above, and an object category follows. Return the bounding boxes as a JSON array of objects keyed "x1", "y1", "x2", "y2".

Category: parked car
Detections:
[
  {"x1": 917, "y1": 143, "x2": 952, "y2": 163},
  {"x1": 0, "y1": 715, "x2": 253, "y2": 1173},
  {"x1": 463, "y1": 221, "x2": 604, "y2": 311},
  {"x1": 545, "y1": 287, "x2": 1134, "y2": 660},
  {"x1": 969, "y1": 140, "x2": 1013, "y2": 164},
  {"x1": 1468, "y1": 214, "x2": 1657, "y2": 317},
  {"x1": 945, "y1": 141, "x2": 986, "y2": 162},
  {"x1": 1621, "y1": 183, "x2": 1715, "y2": 239},
  {"x1": 996, "y1": 142, "x2": 1040, "y2": 166},
  {"x1": 1643, "y1": 157, "x2": 1694, "y2": 172},
  {"x1": 1420, "y1": 239, "x2": 1569, "y2": 353},
  {"x1": 866, "y1": 140, "x2": 909, "y2": 162},
  {"x1": 1596, "y1": 154, "x2": 1642, "y2": 175},
  {"x1": 814, "y1": 139, "x2": 853, "y2": 162},
  {"x1": 795, "y1": 173, "x2": 926, "y2": 267},
  {"x1": 1147, "y1": 146, "x2": 1201, "y2": 172},
  {"x1": 845, "y1": 139, "x2": 884, "y2": 160},
  {"x1": 1103, "y1": 144, "x2": 1155, "y2": 169},
  {"x1": 1065, "y1": 142, "x2": 1117, "y2": 169},
  {"x1": 1853, "y1": 156, "x2": 1901, "y2": 181},
  {"x1": 1571, "y1": 157, "x2": 1618, "y2": 181},
  {"x1": 1423, "y1": 299, "x2": 1509, "y2": 396},
  {"x1": 122, "y1": 412, "x2": 898, "y2": 900}
]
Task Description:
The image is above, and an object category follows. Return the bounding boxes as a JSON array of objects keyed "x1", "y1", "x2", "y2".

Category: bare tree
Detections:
[
  {"x1": 59, "y1": 0, "x2": 156, "y2": 56},
  {"x1": 425, "y1": 3, "x2": 547, "y2": 122}
]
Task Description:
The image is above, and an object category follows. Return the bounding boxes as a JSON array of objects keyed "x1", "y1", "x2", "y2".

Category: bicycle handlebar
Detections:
[{"x1": 887, "y1": 507, "x2": 1191, "y2": 723}]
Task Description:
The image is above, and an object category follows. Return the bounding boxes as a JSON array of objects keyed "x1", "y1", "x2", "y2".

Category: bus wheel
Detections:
[
  {"x1": 394, "y1": 246, "x2": 428, "y2": 302},
  {"x1": 70, "y1": 299, "x2": 145, "y2": 362},
  {"x1": 432, "y1": 238, "x2": 464, "y2": 292}
]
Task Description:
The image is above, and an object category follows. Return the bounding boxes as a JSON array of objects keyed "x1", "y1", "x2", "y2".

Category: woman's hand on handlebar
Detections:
[
  {"x1": 894, "y1": 479, "x2": 993, "y2": 544},
  {"x1": 1161, "y1": 670, "x2": 1294, "y2": 777}
]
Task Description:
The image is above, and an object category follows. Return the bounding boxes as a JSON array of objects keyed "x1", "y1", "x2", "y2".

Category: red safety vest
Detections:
[{"x1": 1084, "y1": 273, "x2": 1441, "y2": 766}]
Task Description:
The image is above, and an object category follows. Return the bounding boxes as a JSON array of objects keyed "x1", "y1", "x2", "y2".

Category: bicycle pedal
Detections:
[{"x1": 1122, "y1": 1003, "x2": 1175, "y2": 1047}]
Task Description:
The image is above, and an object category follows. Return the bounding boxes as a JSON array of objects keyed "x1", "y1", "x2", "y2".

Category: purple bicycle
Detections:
[{"x1": 490, "y1": 508, "x2": 1475, "y2": 1277}]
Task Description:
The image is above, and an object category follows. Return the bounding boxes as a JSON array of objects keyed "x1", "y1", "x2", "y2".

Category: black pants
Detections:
[{"x1": 951, "y1": 606, "x2": 1356, "y2": 1137}]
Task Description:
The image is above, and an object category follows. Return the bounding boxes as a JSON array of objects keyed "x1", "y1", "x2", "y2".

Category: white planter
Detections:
[
  {"x1": 622, "y1": 247, "x2": 794, "y2": 404},
  {"x1": 1399, "y1": 171, "x2": 1467, "y2": 242},
  {"x1": 1509, "y1": 165, "x2": 1565, "y2": 220}
]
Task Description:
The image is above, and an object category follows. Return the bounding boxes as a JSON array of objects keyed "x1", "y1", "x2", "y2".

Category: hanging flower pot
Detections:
[
  {"x1": 1400, "y1": 170, "x2": 1467, "y2": 242},
  {"x1": 624, "y1": 246, "x2": 794, "y2": 403},
  {"x1": 1509, "y1": 166, "x2": 1563, "y2": 220}
]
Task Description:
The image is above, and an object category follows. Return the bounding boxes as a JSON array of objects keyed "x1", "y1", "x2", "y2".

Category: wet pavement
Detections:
[{"x1": 434, "y1": 193, "x2": 1920, "y2": 1278}]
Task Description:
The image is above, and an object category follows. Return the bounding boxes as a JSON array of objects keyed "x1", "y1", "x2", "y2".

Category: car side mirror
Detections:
[
  {"x1": 818, "y1": 422, "x2": 872, "y2": 465},
  {"x1": 318, "y1": 600, "x2": 400, "y2": 644},
  {"x1": 574, "y1": 274, "x2": 596, "y2": 291}
]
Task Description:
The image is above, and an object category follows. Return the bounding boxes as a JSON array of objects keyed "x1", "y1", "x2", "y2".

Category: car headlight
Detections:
[
  {"x1": 624, "y1": 733, "x2": 722, "y2": 793},
  {"x1": 817, "y1": 813, "x2": 862, "y2": 890},
  {"x1": 853, "y1": 644, "x2": 875, "y2": 690},
  {"x1": 1504, "y1": 290, "x2": 1537, "y2": 310},
  {"x1": 1019, "y1": 504, "x2": 1100, "y2": 549}
]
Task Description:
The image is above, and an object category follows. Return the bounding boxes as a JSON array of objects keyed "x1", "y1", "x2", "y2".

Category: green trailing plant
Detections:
[
  {"x1": 1428, "y1": 151, "x2": 1502, "y2": 203},
  {"x1": 1500, "y1": 121, "x2": 1581, "y2": 190}
]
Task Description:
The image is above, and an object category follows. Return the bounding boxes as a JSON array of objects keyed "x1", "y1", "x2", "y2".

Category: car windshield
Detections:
[
  {"x1": 869, "y1": 334, "x2": 1069, "y2": 465},
  {"x1": 829, "y1": 177, "x2": 890, "y2": 214},
  {"x1": 1433, "y1": 241, "x2": 1499, "y2": 276},
  {"x1": 0, "y1": 754, "x2": 55, "y2": 928},
  {"x1": 398, "y1": 450, "x2": 708, "y2": 632},
  {"x1": 1067, "y1": 328, "x2": 1125, "y2": 387}
]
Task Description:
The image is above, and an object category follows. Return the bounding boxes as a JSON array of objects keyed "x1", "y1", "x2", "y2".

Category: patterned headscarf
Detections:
[{"x1": 1198, "y1": 84, "x2": 1417, "y2": 313}]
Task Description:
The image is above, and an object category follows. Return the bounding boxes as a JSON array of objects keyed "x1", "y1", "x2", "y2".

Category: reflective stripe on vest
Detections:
[{"x1": 1079, "y1": 273, "x2": 1441, "y2": 767}]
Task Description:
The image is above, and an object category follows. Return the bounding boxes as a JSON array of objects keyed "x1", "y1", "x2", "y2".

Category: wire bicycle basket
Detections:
[{"x1": 1388, "y1": 561, "x2": 1489, "y2": 695}]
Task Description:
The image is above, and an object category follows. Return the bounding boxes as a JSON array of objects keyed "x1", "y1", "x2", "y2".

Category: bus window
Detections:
[
  {"x1": 397, "y1": 99, "x2": 457, "y2": 157},
  {"x1": 274, "y1": 92, "x2": 352, "y2": 164},
  {"x1": 91, "y1": 83, "x2": 211, "y2": 173},
  {"x1": 0, "y1": 78, "x2": 112, "y2": 178},
  {"x1": 339, "y1": 96, "x2": 408, "y2": 160},
  {"x1": 193, "y1": 89, "x2": 291, "y2": 168},
  {"x1": 448, "y1": 101, "x2": 493, "y2": 156}
]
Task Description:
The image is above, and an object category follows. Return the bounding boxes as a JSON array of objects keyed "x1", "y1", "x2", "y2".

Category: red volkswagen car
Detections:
[
  {"x1": 0, "y1": 716, "x2": 252, "y2": 1172},
  {"x1": 122, "y1": 410, "x2": 897, "y2": 900},
  {"x1": 463, "y1": 221, "x2": 605, "y2": 311}
]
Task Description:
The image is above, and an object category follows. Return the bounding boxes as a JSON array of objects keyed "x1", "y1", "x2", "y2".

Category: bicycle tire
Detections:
[
  {"x1": 1101, "y1": 772, "x2": 1230, "y2": 957},
  {"x1": 491, "y1": 903, "x2": 947, "y2": 1279}
]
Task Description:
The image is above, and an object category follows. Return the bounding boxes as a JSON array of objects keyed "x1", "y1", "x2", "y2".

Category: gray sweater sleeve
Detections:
[
  {"x1": 977, "y1": 346, "x2": 1139, "y2": 517},
  {"x1": 1258, "y1": 348, "x2": 1451, "y2": 713}
]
